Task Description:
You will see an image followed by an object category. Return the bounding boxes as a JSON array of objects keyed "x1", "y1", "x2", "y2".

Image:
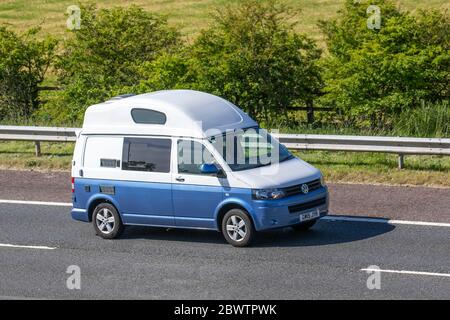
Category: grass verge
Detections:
[
  {"x1": 0, "y1": 141, "x2": 73, "y2": 171},
  {"x1": 1, "y1": 141, "x2": 449, "y2": 187}
]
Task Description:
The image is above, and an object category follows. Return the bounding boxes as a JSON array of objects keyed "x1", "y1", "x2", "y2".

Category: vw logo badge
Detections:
[{"x1": 301, "y1": 184, "x2": 309, "y2": 194}]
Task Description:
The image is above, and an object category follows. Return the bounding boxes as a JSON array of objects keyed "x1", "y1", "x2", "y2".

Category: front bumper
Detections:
[{"x1": 251, "y1": 186, "x2": 329, "y2": 231}]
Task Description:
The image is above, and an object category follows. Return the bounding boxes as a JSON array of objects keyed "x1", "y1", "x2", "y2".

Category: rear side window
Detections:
[
  {"x1": 122, "y1": 138, "x2": 171, "y2": 173},
  {"x1": 131, "y1": 108, "x2": 166, "y2": 125}
]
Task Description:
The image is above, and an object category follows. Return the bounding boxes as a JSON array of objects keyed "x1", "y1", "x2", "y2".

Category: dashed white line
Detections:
[
  {"x1": 0, "y1": 199, "x2": 72, "y2": 207},
  {"x1": 361, "y1": 268, "x2": 450, "y2": 278},
  {"x1": 388, "y1": 219, "x2": 450, "y2": 227},
  {"x1": 322, "y1": 216, "x2": 450, "y2": 228},
  {"x1": 0, "y1": 199, "x2": 449, "y2": 228},
  {"x1": 0, "y1": 243, "x2": 57, "y2": 250}
]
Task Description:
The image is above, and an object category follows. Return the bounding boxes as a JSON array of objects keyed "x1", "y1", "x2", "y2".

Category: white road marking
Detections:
[
  {"x1": 322, "y1": 216, "x2": 450, "y2": 228},
  {"x1": 361, "y1": 268, "x2": 450, "y2": 278},
  {"x1": 388, "y1": 219, "x2": 450, "y2": 227},
  {"x1": 0, "y1": 243, "x2": 57, "y2": 250},
  {"x1": 0, "y1": 199, "x2": 71, "y2": 207},
  {"x1": 0, "y1": 199, "x2": 449, "y2": 227}
]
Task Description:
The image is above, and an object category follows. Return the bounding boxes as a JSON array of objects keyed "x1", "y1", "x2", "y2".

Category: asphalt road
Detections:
[
  {"x1": 1, "y1": 169, "x2": 450, "y2": 222},
  {"x1": 0, "y1": 202, "x2": 449, "y2": 299},
  {"x1": 0, "y1": 169, "x2": 449, "y2": 299}
]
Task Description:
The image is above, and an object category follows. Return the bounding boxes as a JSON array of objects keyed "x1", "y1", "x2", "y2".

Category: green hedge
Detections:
[{"x1": 0, "y1": 0, "x2": 448, "y2": 135}]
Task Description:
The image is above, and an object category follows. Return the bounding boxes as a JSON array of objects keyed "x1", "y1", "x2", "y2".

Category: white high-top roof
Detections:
[{"x1": 82, "y1": 90, "x2": 258, "y2": 138}]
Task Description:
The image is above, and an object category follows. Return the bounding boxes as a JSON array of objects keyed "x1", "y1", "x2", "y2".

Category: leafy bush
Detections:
[
  {"x1": 319, "y1": 0, "x2": 449, "y2": 129},
  {"x1": 3, "y1": 0, "x2": 448, "y2": 139},
  {"x1": 136, "y1": 0, "x2": 323, "y2": 126},
  {"x1": 45, "y1": 3, "x2": 180, "y2": 124},
  {"x1": 0, "y1": 27, "x2": 57, "y2": 121},
  {"x1": 133, "y1": 52, "x2": 195, "y2": 93},
  {"x1": 194, "y1": 0, "x2": 322, "y2": 125}
]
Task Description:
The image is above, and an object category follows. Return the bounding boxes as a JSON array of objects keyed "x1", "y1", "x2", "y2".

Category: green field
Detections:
[{"x1": 0, "y1": 0, "x2": 448, "y2": 44}]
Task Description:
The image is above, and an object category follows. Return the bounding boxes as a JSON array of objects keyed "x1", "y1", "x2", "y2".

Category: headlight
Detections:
[
  {"x1": 252, "y1": 188, "x2": 286, "y2": 200},
  {"x1": 320, "y1": 175, "x2": 326, "y2": 186}
]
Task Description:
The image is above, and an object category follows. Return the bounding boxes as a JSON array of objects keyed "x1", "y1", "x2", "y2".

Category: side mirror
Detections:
[
  {"x1": 200, "y1": 163, "x2": 226, "y2": 178},
  {"x1": 200, "y1": 163, "x2": 219, "y2": 175}
]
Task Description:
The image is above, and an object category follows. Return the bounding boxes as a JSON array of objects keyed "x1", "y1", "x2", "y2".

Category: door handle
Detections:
[{"x1": 175, "y1": 176, "x2": 185, "y2": 182}]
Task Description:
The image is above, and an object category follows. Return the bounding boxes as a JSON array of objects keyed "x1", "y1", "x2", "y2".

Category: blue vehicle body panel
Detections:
[
  {"x1": 72, "y1": 178, "x2": 329, "y2": 231},
  {"x1": 250, "y1": 186, "x2": 329, "y2": 231},
  {"x1": 72, "y1": 178, "x2": 173, "y2": 226},
  {"x1": 214, "y1": 187, "x2": 254, "y2": 222},
  {"x1": 71, "y1": 207, "x2": 89, "y2": 222},
  {"x1": 216, "y1": 185, "x2": 328, "y2": 231},
  {"x1": 172, "y1": 183, "x2": 223, "y2": 229}
]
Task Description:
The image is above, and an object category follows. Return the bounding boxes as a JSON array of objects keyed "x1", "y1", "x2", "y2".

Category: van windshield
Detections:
[{"x1": 209, "y1": 127, "x2": 294, "y2": 171}]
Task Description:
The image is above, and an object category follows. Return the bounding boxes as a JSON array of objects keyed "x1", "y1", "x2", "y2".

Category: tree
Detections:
[
  {"x1": 319, "y1": 0, "x2": 449, "y2": 129},
  {"x1": 186, "y1": 0, "x2": 322, "y2": 125},
  {"x1": 0, "y1": 26, "x2": 57, "y2": 121},
  {"x1": 51, "y1": 3, "x2": 180, "y2": 123},
  {"x1": 133, "y1": 52, "x2": 195, "y2": 93}
]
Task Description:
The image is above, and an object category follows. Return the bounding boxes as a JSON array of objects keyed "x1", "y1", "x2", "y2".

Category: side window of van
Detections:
[
  {"x1": 122, "y1": 138, "x2": 171, "y2": 173},
  {"x1": 131, "y1": 109, "x2": 166, "y2": 125},
  {"x1": 177, "y1": 140, "x2": 215, "y2": 175}
]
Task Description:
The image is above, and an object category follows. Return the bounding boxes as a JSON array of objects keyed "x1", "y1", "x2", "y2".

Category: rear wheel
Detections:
[
  {"x1": 221, "y1": 209, "x2": 254, "y2": 247},
  {"x1": 292, "y1": 219, "x2": 317, "y2": 232},
  {"x1": 92, "y1": 203, "x2": 124, "y2": 239}
]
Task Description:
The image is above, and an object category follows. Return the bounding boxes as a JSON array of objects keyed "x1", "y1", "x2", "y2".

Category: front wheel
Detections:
[
  {"x1": 221, "y1": 209, "x2": 255, "y2": 247},
  {"x1": 93, "y1": 203, "x2": 124, "y2": 239}
]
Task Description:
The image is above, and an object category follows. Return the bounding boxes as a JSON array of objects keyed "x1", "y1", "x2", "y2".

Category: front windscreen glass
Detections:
[{"x1": 209, "y1": 127, "x2": 294, "y2": 171}]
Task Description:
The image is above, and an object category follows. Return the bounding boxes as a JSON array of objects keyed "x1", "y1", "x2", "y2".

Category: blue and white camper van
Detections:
[{"x1": 71, "y1": 90, "x2": 329, "y2": 246}]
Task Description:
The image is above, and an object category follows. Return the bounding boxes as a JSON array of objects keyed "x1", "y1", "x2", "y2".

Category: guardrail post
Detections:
[
  {"x1": 398, "y1": 154, "x2": 404, "y2": 169},
  {"x1": 34, "y1": 141, "x2": 41, "y2": 157},
  {"x1": 306, "y1": 99, "x2": 314, "y2": 124}
]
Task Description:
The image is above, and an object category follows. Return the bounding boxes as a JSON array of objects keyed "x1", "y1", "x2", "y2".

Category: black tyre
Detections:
[
  {"x1": 292, "y1": 219, "x2": 317, "y2": 232},
  {"x1": 221, "y1": 209, "x2": 255, "y2": 247},
  {"x1": 92, "y1": 203, "x2": 124, "y2": 239}
]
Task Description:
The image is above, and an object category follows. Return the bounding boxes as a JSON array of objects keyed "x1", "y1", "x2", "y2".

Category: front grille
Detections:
[
  {"x1": 283, "y1": 179, "x2": 322, "y2": 197},
  {"x1": 288, "y1": 197, "x2": 327, "y2": 214}
]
